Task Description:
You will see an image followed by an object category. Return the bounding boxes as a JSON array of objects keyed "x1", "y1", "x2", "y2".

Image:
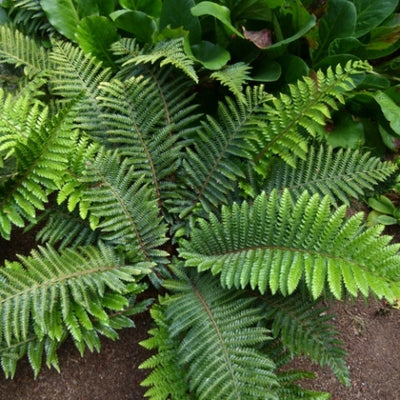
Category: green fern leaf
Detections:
[
  {"x1": 140, "y1": 303, "x2": 191, "y2": 400},
  {"x1": 210, "y1": 62, "x2": 252, "y2": 103},
  {"x1": 122, "y1": 38, "x2": 198, "y2": 83},
  {"x1": 178, "y1": 86, "x2": 272, "y2": 217},
  {"x1": 180, "y1": 189, "x2": 400, "y2": 300},
  {"x1": 265, "y1": 145, "x2": 397, "y2": 206},
  {"x1": 261, "y1": 293, "x2": 348, "y2": 384},
  {"x1": 81, "y1": 148, "x2": 168, "y2": 264},
  {"x1": 0, "y1": 99, "x2": 79, "y2": 239},
  {"x1": 0, "y1": 24, "x2": 50, "y2": 78},
  {"x1": 162, "y1": 268, "x2": 279, "y2": 400},
  {"x1": 249, "y1": 60, "x2": 372, "y2": 170},
  {"x1": 49, "y1": 41, "x2": 112, "y2": 138}
]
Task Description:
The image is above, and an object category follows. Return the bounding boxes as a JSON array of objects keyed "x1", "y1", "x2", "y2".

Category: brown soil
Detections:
[{"x1": 1, "y1": 229, "x2": 400, "y2": 400}]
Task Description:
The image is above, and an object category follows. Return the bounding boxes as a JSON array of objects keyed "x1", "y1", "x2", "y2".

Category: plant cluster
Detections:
[{"x1": 1, "y1": 1, "x2": 400, "y2": 399}]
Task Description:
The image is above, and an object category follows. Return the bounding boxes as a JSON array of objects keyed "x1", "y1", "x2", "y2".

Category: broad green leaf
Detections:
[
  {"x1": 312, "y1": 0, "x2": 356, "y2": 63},
  {"x1": 249, "y1": 59, "x2": 281, "y2": 82},
  {"x1": 76, "y1": 16, "x2": 120, "y2": 66},
  {"x1": 40, "y1": 0, "x2": 99, "y2": 41},
  {"x1": 279, "y1": 54, "x2": 309, "y2": 83},
  {"x1": 375, "y1": 91, "x2": 400, "y2": 135},
  {"x1": 119, "y1": 0, "x2": 162, "y2": 17},
  {"x1": 265, "y1": 14, "x2": 316, "y2": 51},
  {"x1": 190, "y1": 40, "x2": 230, "y2": 70},
  {"x1": 353, "y1": 0, "x2": 398, "y2": 38},
  {"x1": 326, "y1": 112, "x2": 364, "y2": 149},
  {"x1": 110, "y1": 10, "x2": 157, "y2": 43},
  {"x1": 191, "y1": 1, "x2": 243, "y2": 37},
  {"x1": 159, "y1": 0, "x2": 201, "y2": 43},
  {"x1": 96, "y1": 0, "x2": 115, "y2": 15},
  {"x1": 368, "y1": 196, "x2": 396, "y2": 215}
]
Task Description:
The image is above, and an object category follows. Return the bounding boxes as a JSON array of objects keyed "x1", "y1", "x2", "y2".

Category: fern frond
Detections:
[
  {"x1": 177, "y1": 86, "x2": 272, "y2": 217},
  {"x1": 139, "y1": 303, "x2": 191, "y2": 400},
  {"x1": 265, "y1": 145, "x2": 397, "y2": 206},
  {"x1": 122, "y1": 38, "x2": 198, "y2": 83},
  {"x1": 36, "y1": 206, "x2": 100, "y2": 250},
  {"x1": 180, "y1": 189, "x2": 400, "y2": 300},
  {"x1": 0, "y1": 244, "x2": 152, "y2": 373},
  {"x1": 81, "y1": 149, "x2": 168, "y2": 264},
  {"x1": 210, "y1": 62, "x2": 252, "y2": 103},
  {"x1": 10, "y1": 0, "x2": 53, "y2": 35},
  {"x1": 161, "y1": 268, "x2": 279, "y2": 400},
  {"x1": 260, "y1": 293, "x2": 348, "y2": 384},
  {"x1": 0, "y1": 25, "x2": 50, "y2": 78},
  {"x1": 249, "y1": 60, "x2": 372, "y2": 170},
  {"x1": 97, "y1": 76, "x2": 185, "y2": 206},
  {"x1": 49, "y1": 41, "x2": 112, "y2": 138},
  {"x1": 0, "y1": 99, "x2": 78, "y2": 239}
]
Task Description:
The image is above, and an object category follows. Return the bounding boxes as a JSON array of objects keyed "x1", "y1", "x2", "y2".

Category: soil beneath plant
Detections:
[{"x1": 0, "y1": 228, "x2": 400, "y2": 400}]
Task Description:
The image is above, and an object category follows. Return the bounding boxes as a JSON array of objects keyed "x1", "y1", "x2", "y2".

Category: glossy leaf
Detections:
[
  {"x1": 375, "y1": 91, "x2": 400, "y2": 136},
  {"x1": 76, "y1": 16, "x2": 120, "y2": 66},
  {"x1": 190, "y1": 40, "x2": 230, "y2": 70}
]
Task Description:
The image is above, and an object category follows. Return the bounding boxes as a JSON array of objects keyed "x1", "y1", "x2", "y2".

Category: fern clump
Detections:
[{"x1": 0, "y1": 21, "x2": 400, "y2": 400}]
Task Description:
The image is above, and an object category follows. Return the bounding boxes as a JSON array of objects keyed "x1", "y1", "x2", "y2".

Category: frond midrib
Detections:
[
  {"x1": 191, "y1": 279, "x2": 242, "y2": 400},
  {"x1": 0, "y1": 263, "x2": 120, "y2": 307}
]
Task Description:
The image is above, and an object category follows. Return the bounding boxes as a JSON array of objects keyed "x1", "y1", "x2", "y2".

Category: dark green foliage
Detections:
[{"x1": 1, "y1": 7, "x2": 400, "y2": 399}]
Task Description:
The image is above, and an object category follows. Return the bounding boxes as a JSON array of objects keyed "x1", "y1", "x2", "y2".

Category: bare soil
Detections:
[{"x1": 0, "y1": 229, "x2": 400, "y2": 400}]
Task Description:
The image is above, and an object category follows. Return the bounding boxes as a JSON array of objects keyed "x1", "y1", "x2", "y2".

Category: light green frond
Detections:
[
  {"x1": 261, "y1": 293, "x2": 348, "y2": 384},
  {"x1": 0, "y1": 100, "x2": 79, "y2": 239},
  {"x1": 0, "y1": 24, "x2": 50, "y2": 78},
  {"x1": 0, "y1": 244, "x2": 152, "y2": 376},
  {"x1": 122, "y1": 38, "x2": 198, "y2": 83},
  {"x1": 49, "y1": 41, "x2": 112, "y2": 138},
  {"x1": 250, "y1": 60, "x2": 372, "y2": 170},
  {"x1": 210, "y1": 62, "x2": 252, "y2": 103},
  {"x1": 180, "y1": 189, "x2": 400, "y2": 300},
  {"x1": 81, "y1": 148, "x2": 168, "y2": 264},
  {"x1": 265, "y1": 145, "x2": 397, "y2": 206},
  {"x1": 162, "y1": 269, "x2": 279, "y2": 400},
  {"x1": 178, "y1": 86, "x2": 272, "y2": 217},
  {"x1": 139, "y1": 304, "x2": 191, "y2": 400}
]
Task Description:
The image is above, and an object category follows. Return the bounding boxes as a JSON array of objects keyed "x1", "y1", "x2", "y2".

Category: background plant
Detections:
[{"x1": 1, "y1": 1, "x2": 400, "y2": 399}]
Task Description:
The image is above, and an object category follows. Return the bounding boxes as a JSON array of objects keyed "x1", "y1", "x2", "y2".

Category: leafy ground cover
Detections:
[{"x1": 0, "y1": 229, "x2": 400, "y2": 400}]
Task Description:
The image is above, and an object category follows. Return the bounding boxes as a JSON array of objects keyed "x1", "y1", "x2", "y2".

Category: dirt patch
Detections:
[{"x1": 1, "y1": 230, "x2": 400, "y2": 399}]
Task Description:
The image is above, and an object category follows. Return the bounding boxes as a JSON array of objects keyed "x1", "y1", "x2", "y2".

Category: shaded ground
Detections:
[{"x1": 0, "y1": 229, "x2": 400, "y2": 399}]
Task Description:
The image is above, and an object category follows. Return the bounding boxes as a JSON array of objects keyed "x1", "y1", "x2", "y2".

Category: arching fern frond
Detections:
[
  {"x1": 264, "y1": 145, "x2": 397, "y2": 207},
  {"x1": 0, "y1": 244, "x2": 152, "y2": 375},
  {"x1": 162, "y1": 268, "x2": 279, "y2": 400},
  {"x1": 81, "y1": 149, "x2": 168, "y2": 264},
  {"x1": 9, "y1": 0, "x2": 53, "y2": 35},
  {"x1": 180, "y1": 189, "x2": 400, "y2": 300},
  {"x1": 122, "y1": 38, "x2": 198, "y2": 83},
  {"x1": 249, "y1": 60, "x2": 372, "y2": 170},
  {"x1": 177, "y1": 86, "x2": 272, "y2": 217},
  {"x1": 210, "y1": 62, "x2": 252, "y2": 103},
  {"x1": 97, "y1": 76, "x2": 184, "y2": 207},
  {"x1": 49, "y1": 41, "x2": 112, "y2": 138},
  {"x1": 0, "y1": 24, "x2": 50, "y2": 78},
  {"x1": 260, "y1": 292, "x2": 348, "y2": 384},
  {"x1": 139, "y1": 303, "x2": 191, "y2": 400},
  {"x1": 0, "y1": 99, "x2": 79, "y2": 239}
]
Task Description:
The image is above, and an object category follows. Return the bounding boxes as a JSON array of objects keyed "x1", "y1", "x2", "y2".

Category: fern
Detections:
[
  {"x1": 48, "y1": 41, "x2": 112, "y2": 138},
  {"x1": 162, "y1": 267, "x2": 279, "y2": 400},
  {"x1": 249, "y1": 61, "x2": 372, "y2": 170},
  {"x1": 260, "y1": 292, "x2": 348, "y2": 384},
  {"x1": 265, "y1": 144, "x2": 397, "y2": 206},
  {"x1": 0, "y1": 244, "x2": 152, "y2": 377},
  {"x1": 210, "y1": 62, "x2": 252, "y2": 103},
  {"x1": 80, "y1": 148, "x2": 168, "y2": 264},
  {"x1": 0, "y1": 25, "x2": 50, "y2": 78},
  {"x1": 180, "y1": 189, "x2": 400, "y2": 300},
  {"x1": 177, "y1": 86, "x2": 271, "y2": 217},
  {"x1": 122, "y1": 38, "x2": 198, "y2": 83},
  {"x1": 0, "y1": 97, "x2": 79, "y2": 239}
]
